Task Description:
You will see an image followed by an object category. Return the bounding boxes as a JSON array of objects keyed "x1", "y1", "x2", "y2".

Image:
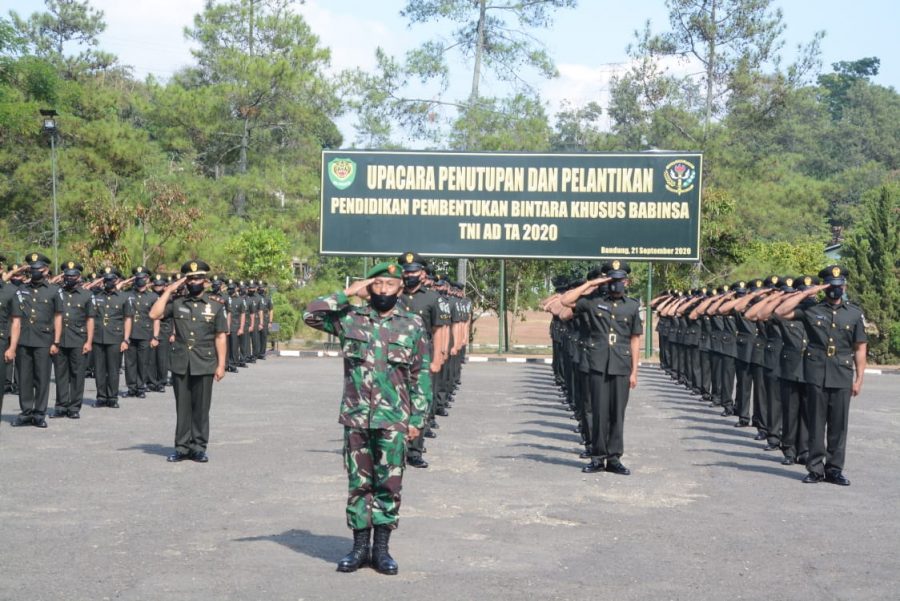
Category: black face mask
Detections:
[
  {"x1": 608, "y1": 280, "x2": 626, "y2": 295},
  {"x1": 104, "y1": 280, "x2": 117, "y2": 291},
  {"x1": 135, "y1": 277, "x2": 149, "y2": 288},
  {"x1": 187, "y1": 282, "x2": 205, "y2": 296},
  {"x1": 403, "y1": 275, "x2": 420, "y2": 290},
  {"x1": 370, "y1": 291, "x2": 399, "y2": 313},
  {"x1": 29, "y1": 268, "x2": 44, "y2": 283},
  {"x1": 825, "y1": 286, "x2": 843, "y2": 300},
  {"x1": 63, "y1": 276, "x2": 79, "y2": 289},
  {"x1": 735, "y1": 289, "x2": 748, "y2": 297}
]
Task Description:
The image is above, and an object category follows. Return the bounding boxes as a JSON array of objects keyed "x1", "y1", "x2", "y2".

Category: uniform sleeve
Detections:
[
  {"x1": 630, "y1": 301, "x2": 644, "y2": 336},
  {"x1": 52, "y1": 289, "x2": 64, "y2": 313},
  {"x1": 434, "y1": 296, "x2": 451, "y2": 327},
  {"x1": 407, "y1": 324, "x2": 428, "y2": 430},
  {"x1": 573, "y1": 296, "x2": 590, "y2": 315},
  {"x1": 10, "y1": 293, "x2": 23, "y2": 318},
  {"x1": 852, "y1": 311, "x2": 868, "y2": 344},
  {"x1": 123, "y1": 296, "x2": 136, "y2": 317},
  {"x1": 215, "y1": 303, "x2": 228, "y2": 334},
  {"x1": 163, "y1": 300, "x2": 174, "y2": 320},
  {"x1": 84, "y1": 294, "x2": 97, "y2": 318},
  {"x1": 302, "y1": 291, "x2": 350, "y2": 336},
  {"x1": 449, "y1": 299, "x2": 462, "y2": 323}
]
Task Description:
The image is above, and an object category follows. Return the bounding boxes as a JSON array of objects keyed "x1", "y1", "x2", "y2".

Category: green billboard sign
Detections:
[{"x1": 320, "y1": 150, "x2": 702, "y2": 261}]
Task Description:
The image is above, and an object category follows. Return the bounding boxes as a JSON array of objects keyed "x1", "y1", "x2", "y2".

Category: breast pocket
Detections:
[
  {"x1": 341, "y1": 331, "x2": 369, "y2": 361},
  {"x1": 386, "y1": 332, "x2": 414, "y2": 365}
]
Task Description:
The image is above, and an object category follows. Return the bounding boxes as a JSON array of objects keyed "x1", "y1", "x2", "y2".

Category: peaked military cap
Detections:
[
  {"x1": 151, "y1": 273, "x2": 166, "y2": 285},
  {"x1": 601, "y1": 259, "x2": 631, "y2": 279},
  {"x1": 181, "y1": 260, "x2": 210, "y2": 276},
  {"x1": 730, "y1": 280, "x2": 748, "y2": 292},
  {"x1": 101, "y1": 266, "x2": 122, "y2": 280},
  {"x1": 819, "y1": 265, "x2": 847, "y2": 286},
  {"x1": 749, "y1": 278, "x2": 765, "y2": 291},
  {"x1": 797, "y1": 275, "x2": 820, "y2": 290},
  {"x1": 366, "y1": 261, "x2": 402, "y2": 279},
  {"x1": 764, "y1": 275, "x2": 781, "y2": 288},
  {"x1": 61, "y1": 261, "x2": 83, "y2": 275},
  {"x1": 779, "y1": 276, "x2": 798, "y2": 292},
  {"x1": 132, "y1": 266, "x2": 149, "y2": 276},
  {"x1": 398, "y1": 251, "x2": 426, "y2": 272},
  {"x1": 26, "y1": 252, "x2": 51, "y2": 268}
]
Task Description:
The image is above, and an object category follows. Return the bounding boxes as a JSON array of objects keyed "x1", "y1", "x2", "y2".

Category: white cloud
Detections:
[{"x1": 298, "y1": 0, "x2": 398, "y2": 73}]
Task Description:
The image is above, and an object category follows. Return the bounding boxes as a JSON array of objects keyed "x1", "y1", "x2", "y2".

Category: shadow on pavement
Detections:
[
  {"x1": 495, "y1": 453, "x2": 585, "y2": 469},
  {"x1": 118, "y1": 443, "x2": 172, "y2": 457},
  {"x1": 234, "y1": 529, "x2": 347, "y2": 563},
  {"x1": 695, "y1": 460, "x2": 804, "y2": 481},
  {"x1": 681, "y1": 435, "x2": 763, "y2": 450}
]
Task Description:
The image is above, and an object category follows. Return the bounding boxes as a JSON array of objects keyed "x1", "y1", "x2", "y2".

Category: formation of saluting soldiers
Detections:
[
  {"x1": 651, "y1": 265, "x2": 867, "y2": 485},
  {"x1": 302, "y1": 251, "x2": 472, "y2": 575},
  {"x1": 1, "y1": 253, "x2": 274, "y2": 463},
  {"x1": 543, "y1": 260, "x2": 644, "y2": 476}
]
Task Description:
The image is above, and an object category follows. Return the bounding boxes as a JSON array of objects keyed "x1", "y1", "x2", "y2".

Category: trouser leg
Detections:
[
  {"x1": 605, "y1": 373, "x2": 631, "y2": 460},
  {"x1": 751, "y1": 363, "x2": 768, "y2": 433},
  {"x1": 189, "y1": 373, "x2": 213, "y2": 453},
  {"x1": 134, "y1": 338, "x2": 151, "y2": 392},
  {"x1": 54, "y1": 347, "x2": 72, "y2": 410},
  {"x1": 407, "y1": 370, "x2": 432, "y2": 460},
  {"x1": 17, "y1": 345, "x2": 37, "y2": 416},
  {"x1": 124, "y1": 342, "x2": 138, "y2": 391},
  {"x1": 780, "y1": 379, "x2": 801, "y2": 459},
  {"x1": 344, "y1": 427, "x2": 376, "y2": 530},
  {"x1": 734, "y1": 360, "x2": 752, "y2": 419},
  {"x1": 173, "y1": 372, "x2": 192, "y2": 453},
  {"x1": 765, "y1": 371, "x2": 782, "y2": 446},
  {"x1": 824, "y1": 387, "x2": 851, "y2": 473},
  {"x1": 719, "y1": 356, "x2": 735, "y2": 409},
  {"x1": 372, "y1": 428, "x2": 406, "y2": 529},
  {"x1": 69, "y1": 348, "x2": 86, "y2": 411}
]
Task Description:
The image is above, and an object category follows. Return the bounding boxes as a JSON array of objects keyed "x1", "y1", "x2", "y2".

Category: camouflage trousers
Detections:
[{"x1": 343, "y1": 427, "x2": 407, "y2": 530}]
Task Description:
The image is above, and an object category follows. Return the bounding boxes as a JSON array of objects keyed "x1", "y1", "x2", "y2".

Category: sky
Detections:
[{"x1": 6, "y1": 0, "x2": 899, "y2": 142}]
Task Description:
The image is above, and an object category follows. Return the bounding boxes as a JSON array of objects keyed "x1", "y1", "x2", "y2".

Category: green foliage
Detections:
[
  {"x1": 818, "y1": 57, "x2": 880, "y2": 120},
  {"x1": 841, "y1": 185, "x2": 900, "y2": 362},
  {"x1": 224, "y1": 223, "x2": 292, "y2": 283}
]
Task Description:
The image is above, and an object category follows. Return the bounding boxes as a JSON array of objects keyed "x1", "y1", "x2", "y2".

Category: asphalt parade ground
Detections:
[{"x1": 1, "y1": 358, "x2": 898, "y2": 601}]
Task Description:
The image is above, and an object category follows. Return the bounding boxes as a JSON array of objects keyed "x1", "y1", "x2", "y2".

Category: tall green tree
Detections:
[{"x1": 841, "y1": 185, "x2": 900, "y2": 362}]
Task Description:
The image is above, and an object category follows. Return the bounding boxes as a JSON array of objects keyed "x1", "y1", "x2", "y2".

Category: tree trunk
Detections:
[
  {"x1": 470, "y1": 0, "x2": 487, "y2": 101},
  {"x1": 703, "y1": 0, "x2": 717, "y2": 139}
]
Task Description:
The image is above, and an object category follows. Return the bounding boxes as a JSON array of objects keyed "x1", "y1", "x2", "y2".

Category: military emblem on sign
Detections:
[
  {"x1": 327, "y1": 158, "x2": 357, "y2": 190},
  {"x1": 663, "y1": 159, "x2": 697, "y2": 196}
]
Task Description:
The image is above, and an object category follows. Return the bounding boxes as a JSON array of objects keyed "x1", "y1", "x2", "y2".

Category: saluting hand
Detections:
[
  {"x1": 166, "y1": 277, "x2": 187, "y2": 295},
  {"x1": 344, "y1": 278, "x2": 374, "y2": 299}
]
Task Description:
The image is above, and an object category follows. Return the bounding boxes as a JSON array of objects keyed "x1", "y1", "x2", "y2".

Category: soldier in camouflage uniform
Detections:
[{"x1": 303, "y1": 262, "x2": 428, "y2": 576}]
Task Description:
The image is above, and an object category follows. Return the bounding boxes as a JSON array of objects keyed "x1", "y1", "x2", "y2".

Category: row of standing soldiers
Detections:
[
  {"x1": 543, "y1": 260, "x2": 643, "y2": 476},
  {"x1": 651, "y1": 265, "x2": 867, "y2": 485},
  {"x1": 1, "y1": 253, "x2": 273, "y2": 431}
]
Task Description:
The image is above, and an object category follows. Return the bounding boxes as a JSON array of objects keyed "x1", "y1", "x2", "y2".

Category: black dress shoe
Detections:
[
  {"x1": 763, "y1": 443, "x2": 780, "y2": 451},
  {"x1": 781, "y1": 456, "x2": 795, "y2": 465},
  {"x1": 11, "y1": 416, "x2": 32, "y2": 427},
  {"x1": 435, "y1": 407, "x2": 448, "y2": 417},
  {"x1": 108, "y1": 401, "x2": 120, "y2": 408},
  {"x1": 573, "y1": 425, "x2": 581, "y2": 433},
  {"x1": 407, "y1": 456, "x2": 428, "y2": 468},
  {"x1": 605, "y1": 461, "x2": 631, "y2": 476},
  {"x1": 578, "y1": 450, "x2": 591, "y2": 459},
  {"x1": 167, "y1": 452, "x2": 190, "y2": 463},
  {"x1": 123, "y1": 389, "x2": 138, "y2": 397},
  {"x1": 825, "y1": 471, "x2": 850, "y2": 486},
  {"x1": 94, "y1": 399, "x2": 107, "y2": 408},
  {"x1": 802, "y1": 472, "x2": 825, "y2": 484},
  {"x1": 720, "y1": 407, "x2": 734, "y2": 417},
  {"x1": 49, "y1": 409, "x2": 68, "y2": 418},
  {"x1": 429, "y1": 421, "x2": 439, "y2": 430},
  {"x1": 137, "y1": 391, "x2": 146, "y2": 399},
  {"x1": 32, "y1": 418, "x2": 48, "y2": 428},
  {"x1": 733, "y1": 419, "x2": 751, "y2": 428},
  {"x1": 424, "y1": 430, "x2": 436, "y2": 439},
  {"x1": 753, "y1": 432, "x2": 767, "y2": 441},
  {"x1": 582, "y1": 460, "x2": 605, "y2": 473},
  {"x1": 68, "y1": 411, "x2": 80, "y2": 419},
  {"x1": 796, "y1": 454, "x2": 808, "y2": 465},
  {"x1": 190, "y1": 451, "x2": 209, "y2": 463}
]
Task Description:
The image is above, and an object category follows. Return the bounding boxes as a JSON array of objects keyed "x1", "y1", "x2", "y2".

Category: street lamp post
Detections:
[{"x1": 40, "y1": 109, "x2": 59, "y2": 271}]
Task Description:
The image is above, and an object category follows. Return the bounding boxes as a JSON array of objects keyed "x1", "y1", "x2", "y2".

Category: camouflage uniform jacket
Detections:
[{"x1": 303, "y1": 291, "x2": 428, "y2": 432}]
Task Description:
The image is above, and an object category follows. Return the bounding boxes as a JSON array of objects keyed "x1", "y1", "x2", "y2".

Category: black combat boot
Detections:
[
  {"x1": 371, "y1": 526, "x2": 398, "y2": 575},
  {"x1": 336, "y1": 528, "x2": 371, "y2": 573}
]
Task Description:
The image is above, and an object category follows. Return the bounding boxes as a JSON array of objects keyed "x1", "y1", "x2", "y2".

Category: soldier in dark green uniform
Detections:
[
  {"x1": 225, "y1": 279, "x2": 245, "y2": 372},
  {"x1": 148, "y1": 273, "x2": 174, "y2": 392},
  {"x1": 8, "y1": 253, "x2": 63, "y2": 427},
  {"x1": 430, "y1": 277, "x2": 454, "y2": 419},
  {"x1": 124, "y1": 266, "x2": 159, "y2": 398},
  {"x1": 303, "y1": 262, "x2": 428, "y2": 575},
  {"x1": 1, "y1": 255, "x2": 18, "y2": 420},
  {"x1": 775, "y1": 265, "x2": 867, "y2": 485},
  {"x1": 50, "y1": 261, "x2": 95, "y2": 419},
  {"x1": 92, "y1": 267, "x2": 134, "y2": 408},
  {"x1": 150, "y1": 260, "x2": 228, "y2": 464},
  {"x1": 562, "y1": 260, "x2": 643, "y2": 475},
  {"x1": 238, "y1": 281, "x2": 253, "y2": 366},
  {"x1": 396, "y1": 251, "x2": 446, "y2": 469},
  {"x1": 257, "y1": 281, "x2": 272, "y2": 359}
]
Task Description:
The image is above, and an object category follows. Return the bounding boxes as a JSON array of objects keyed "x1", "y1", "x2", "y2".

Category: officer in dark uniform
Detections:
[
  {"x1": 563, "y1": 260, "x2": 643, "y2": 475},
  {"x1": 50, "y1": 261, "x2": 95, "y2": 419},
  {"x1": 775, "y1": 266, "x2": 867, "y2": 485},
  {"x1": 1, "y1": 255, "x2": 18, "y2": 419},
  {"x1": 4, "y1": 263, "x2": 29, "y2": 396},
  {"x1": 148, "y1": 273, "x2": 173, "y2": 392},
  {"x1": 760, "y1": 275, "x2": 785, "y2": 451},
  {"x1": 150, "y1": 260, "x2": 228, "y2": 463},
  {"x1": 9, "y1": 253, "x2": 63, "y2": 427},
  {"x1": 225, "y1": 279, "x2": 245, "y2": 371},
  {"x1": 246, "y1": 280, "x2": 261, "y2": 363},
  {"x1": 722, "y1": 282, "x2": 754, "y2": 426},
  {"x1": 239, "y1": 281, "x2": 253, "y2": 366},
  {"x1": 430, "y1": 276, "x2": 454, "y2": 419},
  {"x1": 124, "y1": 266, "x2": 159, "y2": 398},
  {"x1": 92, "y1": 268, "x2": 134, "y2": 408},
  {"x1": 257, "y1": 281, "x2": 272, "y2": 359},
  {"x1": 396, "y1": 251, "x2": 448, "y2": 468}
]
